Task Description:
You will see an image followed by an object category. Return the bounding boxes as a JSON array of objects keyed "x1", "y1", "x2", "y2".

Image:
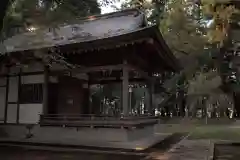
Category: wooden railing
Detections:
[{"x1": 39, "y1": 114, "x2": 159, "y2": 129}]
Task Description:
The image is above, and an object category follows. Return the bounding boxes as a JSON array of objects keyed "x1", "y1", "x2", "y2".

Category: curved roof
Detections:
[
  {"x1": 2, "y1": 9, "x2": 146, "y2": 53},
  {"x1": 1, "y1": 9, "x2": 181, "y2": 71}
]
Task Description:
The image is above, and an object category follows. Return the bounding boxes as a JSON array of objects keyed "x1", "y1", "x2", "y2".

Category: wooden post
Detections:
[
  {"x1": 149, "y1": 80, "x2": 154, "y2": 115},
  {"x1": 43, "y1": 66, "x2": 49, "y2": 115},
  {"x1": 122, "y1": 61, "x2": 129, "y2": 116},
  {"x1": 4, "y1": 72, "x2": 9, "y2": 123},
  {"x1": 87, "y1": 74, "x2": 91, "y2": 114},
  {"x1": 16, "y1": 69, "x2": 21, "y2": 124},
  {"x1": 87, "y1": 85, "x2": 91, "y2": 114},
  {"x1": 83, "y1": 83, "x2": 91, "y2": 114}
]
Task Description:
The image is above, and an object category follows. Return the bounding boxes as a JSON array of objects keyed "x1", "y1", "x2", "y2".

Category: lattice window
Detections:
[{"x1": 20, "y1": 84, "x2": 43, "y2": 104}]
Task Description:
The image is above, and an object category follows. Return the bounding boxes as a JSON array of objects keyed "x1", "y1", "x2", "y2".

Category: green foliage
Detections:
[
  {"x1": 150, "y1": 0, "x2": 235, "y2": 112},
  {"x1": 120, "y1": 0, "x2": 235, "y2": 111},
  {"x1": 189, "y1": 126, "x2": 240, "y2": 140},
  {"x1": 121, "y1": 0, "x2": 166, "y2": 24},
  {"x1": 157, "y1": 0, "x2": 210, "y2": 96},
  {"x1": 201, "y1": 0, "x2": 238, "y2": 45},
  {"x1": 160, "y1": 0, "x2": 207, "y2": 58},
  {"x1": 2, "y1": 0, "x2": 102, "y2": 38}
]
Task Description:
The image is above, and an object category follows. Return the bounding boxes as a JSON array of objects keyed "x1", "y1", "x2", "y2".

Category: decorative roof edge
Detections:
[{"x1": 54, "y1": 8, "x2": 146, "y2": 27}]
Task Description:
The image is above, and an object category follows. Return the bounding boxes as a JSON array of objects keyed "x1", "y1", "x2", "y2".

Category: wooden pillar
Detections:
[
  {"x1": 149, "y1": 80, "x2": 154, "y2": 115},
  {"x1": 82, "y1": 82, "x2": 90, "y2": 114},
  {"x1": 43, "y1": 66, "x2": 49, "y2": 115},
  {"x1": 233, "y1": 92, "x2": 240, "y2": 117},
  {"x1": 4, "y1": 69, "x2": 9, "y2": 123},
  {"x1": 16, "y1": 69, "x2": 21, "y2": 124},
  {"x1": 122, "y1": 61, "x2": 129, "y2": 116},
  {"x1": 86, "y1": 74, "x2": 92, "y2": 114},
  {"x1": 87, "y1": 84, "x2": 91, "y2": 114},
  {"x1": 181, "y1": 96, "x2": 186, "y2": 117}
]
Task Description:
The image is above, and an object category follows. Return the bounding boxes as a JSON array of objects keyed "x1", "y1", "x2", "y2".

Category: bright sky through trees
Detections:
[{"x1": 99, "y1": 0, "x2": 124, "y2": 14}]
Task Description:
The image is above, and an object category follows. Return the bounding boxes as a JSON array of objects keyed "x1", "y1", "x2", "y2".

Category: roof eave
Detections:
[{"x1": 151, "y1": 26, "x2": 182, "y2": 72}]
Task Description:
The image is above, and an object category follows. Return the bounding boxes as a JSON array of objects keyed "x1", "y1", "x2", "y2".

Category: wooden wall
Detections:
[
  {"x1": 57, "y1": 76, "x2": 87, "y2": 115},
  {"x1": 0, "y1": 63, "x2": 60, "y2": 124}
]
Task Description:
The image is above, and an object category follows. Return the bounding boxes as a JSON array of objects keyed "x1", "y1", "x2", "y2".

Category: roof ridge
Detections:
[{"x1": 51, "y1": 8, "x2": 143, "y2": 28}]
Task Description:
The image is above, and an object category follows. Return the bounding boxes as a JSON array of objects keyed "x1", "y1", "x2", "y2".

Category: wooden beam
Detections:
[
  {"x1": 89, "y1": 78, "x2": 145, "y2": 84},
  {"x1": 84, "y1": 64, "x2": 156, "y2": 83},
  {"x1": 49, "y1": 64, "x2": 124, "y2": 76},
  {"x1": 128, "y1": 49, "x2": 149, "y2": 70},
  {"x1": 0, "y1": 71, "x2": 44, "y2": 77},
  {"x1": 73, "y1": 64, "x2": 124, "y2": 73},
  {"x1": 126, "y1": 64, "x2": 151, "y2": 80},
  {"x1": 50, "y1": 64, "x2": 154, "y2": 79},
  {"x1": 90, "y1": 77, "x2": 119, "y2": 82}
]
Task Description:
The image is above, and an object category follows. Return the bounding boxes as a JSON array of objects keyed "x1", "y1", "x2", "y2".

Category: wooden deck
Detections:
[
  {"x1": 213, "y1": 143, "x2": 240, "y2": 160},
  {"x1": 40, "y1": 114, "x2": 159, "y2": 129}
]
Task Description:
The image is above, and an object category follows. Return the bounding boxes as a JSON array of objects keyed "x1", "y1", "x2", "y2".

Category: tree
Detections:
[
  {"x1": 1, "y1": 0, "x2": 119, "y2": 39},
  {"x1": 201, "y1": 0, "x2": 238, "y2": 45},
  {"x1": 165, "y1": 0, "x2": 240, "y2": 117},
  {"x1": 124, "y1": 0, "x2": 236, "y2": 117},
  {"x1": 121, "y1": 0, "x2": 166, "y2": 24},
  {"x1": 2, "y1": 0, "x2": 102, "y2": 38},
  {"x1": 96, "y1": 0, "x2": 239, "y2": 117},
  {"x1": 0, "y1": 0, "x2": 11, "y2": 32}
]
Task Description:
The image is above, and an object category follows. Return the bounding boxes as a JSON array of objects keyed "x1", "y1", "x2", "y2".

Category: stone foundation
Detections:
[{"x1": 0, "y1": 125, "x2": 154, "y2": 142}]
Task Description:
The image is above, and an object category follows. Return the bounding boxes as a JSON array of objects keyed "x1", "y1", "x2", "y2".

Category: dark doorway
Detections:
[
  {"x1": 57, "y1": 76, "x2": 85, "y2": 115},
  {"x1": 48, "y1": 83, "x2": 58, "y2": 114}
]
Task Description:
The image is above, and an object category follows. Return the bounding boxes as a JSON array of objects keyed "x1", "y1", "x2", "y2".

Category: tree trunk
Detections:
[
  {"x1": 233, "y1": 92, "x2": 240, "y2": 118},
  {"x1": 181, "y1": 97, "x2": 186, "y2": 117},
  {"x1": 0, "y1": 0, "x2": 11, "y2": 32}
]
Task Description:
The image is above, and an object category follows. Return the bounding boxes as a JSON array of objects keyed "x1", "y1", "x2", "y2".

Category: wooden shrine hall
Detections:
[{"x1": 0, "y1": 9, "x2": 180, "y2": 147}]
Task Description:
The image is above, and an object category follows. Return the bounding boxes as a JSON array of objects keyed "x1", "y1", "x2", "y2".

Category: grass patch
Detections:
[
  {"x1": 189, "y1": 126, "x2": 240, "y2": 141},
  {"x1": 155, "y1": 124, "x2": 196, "y2": 134}
]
